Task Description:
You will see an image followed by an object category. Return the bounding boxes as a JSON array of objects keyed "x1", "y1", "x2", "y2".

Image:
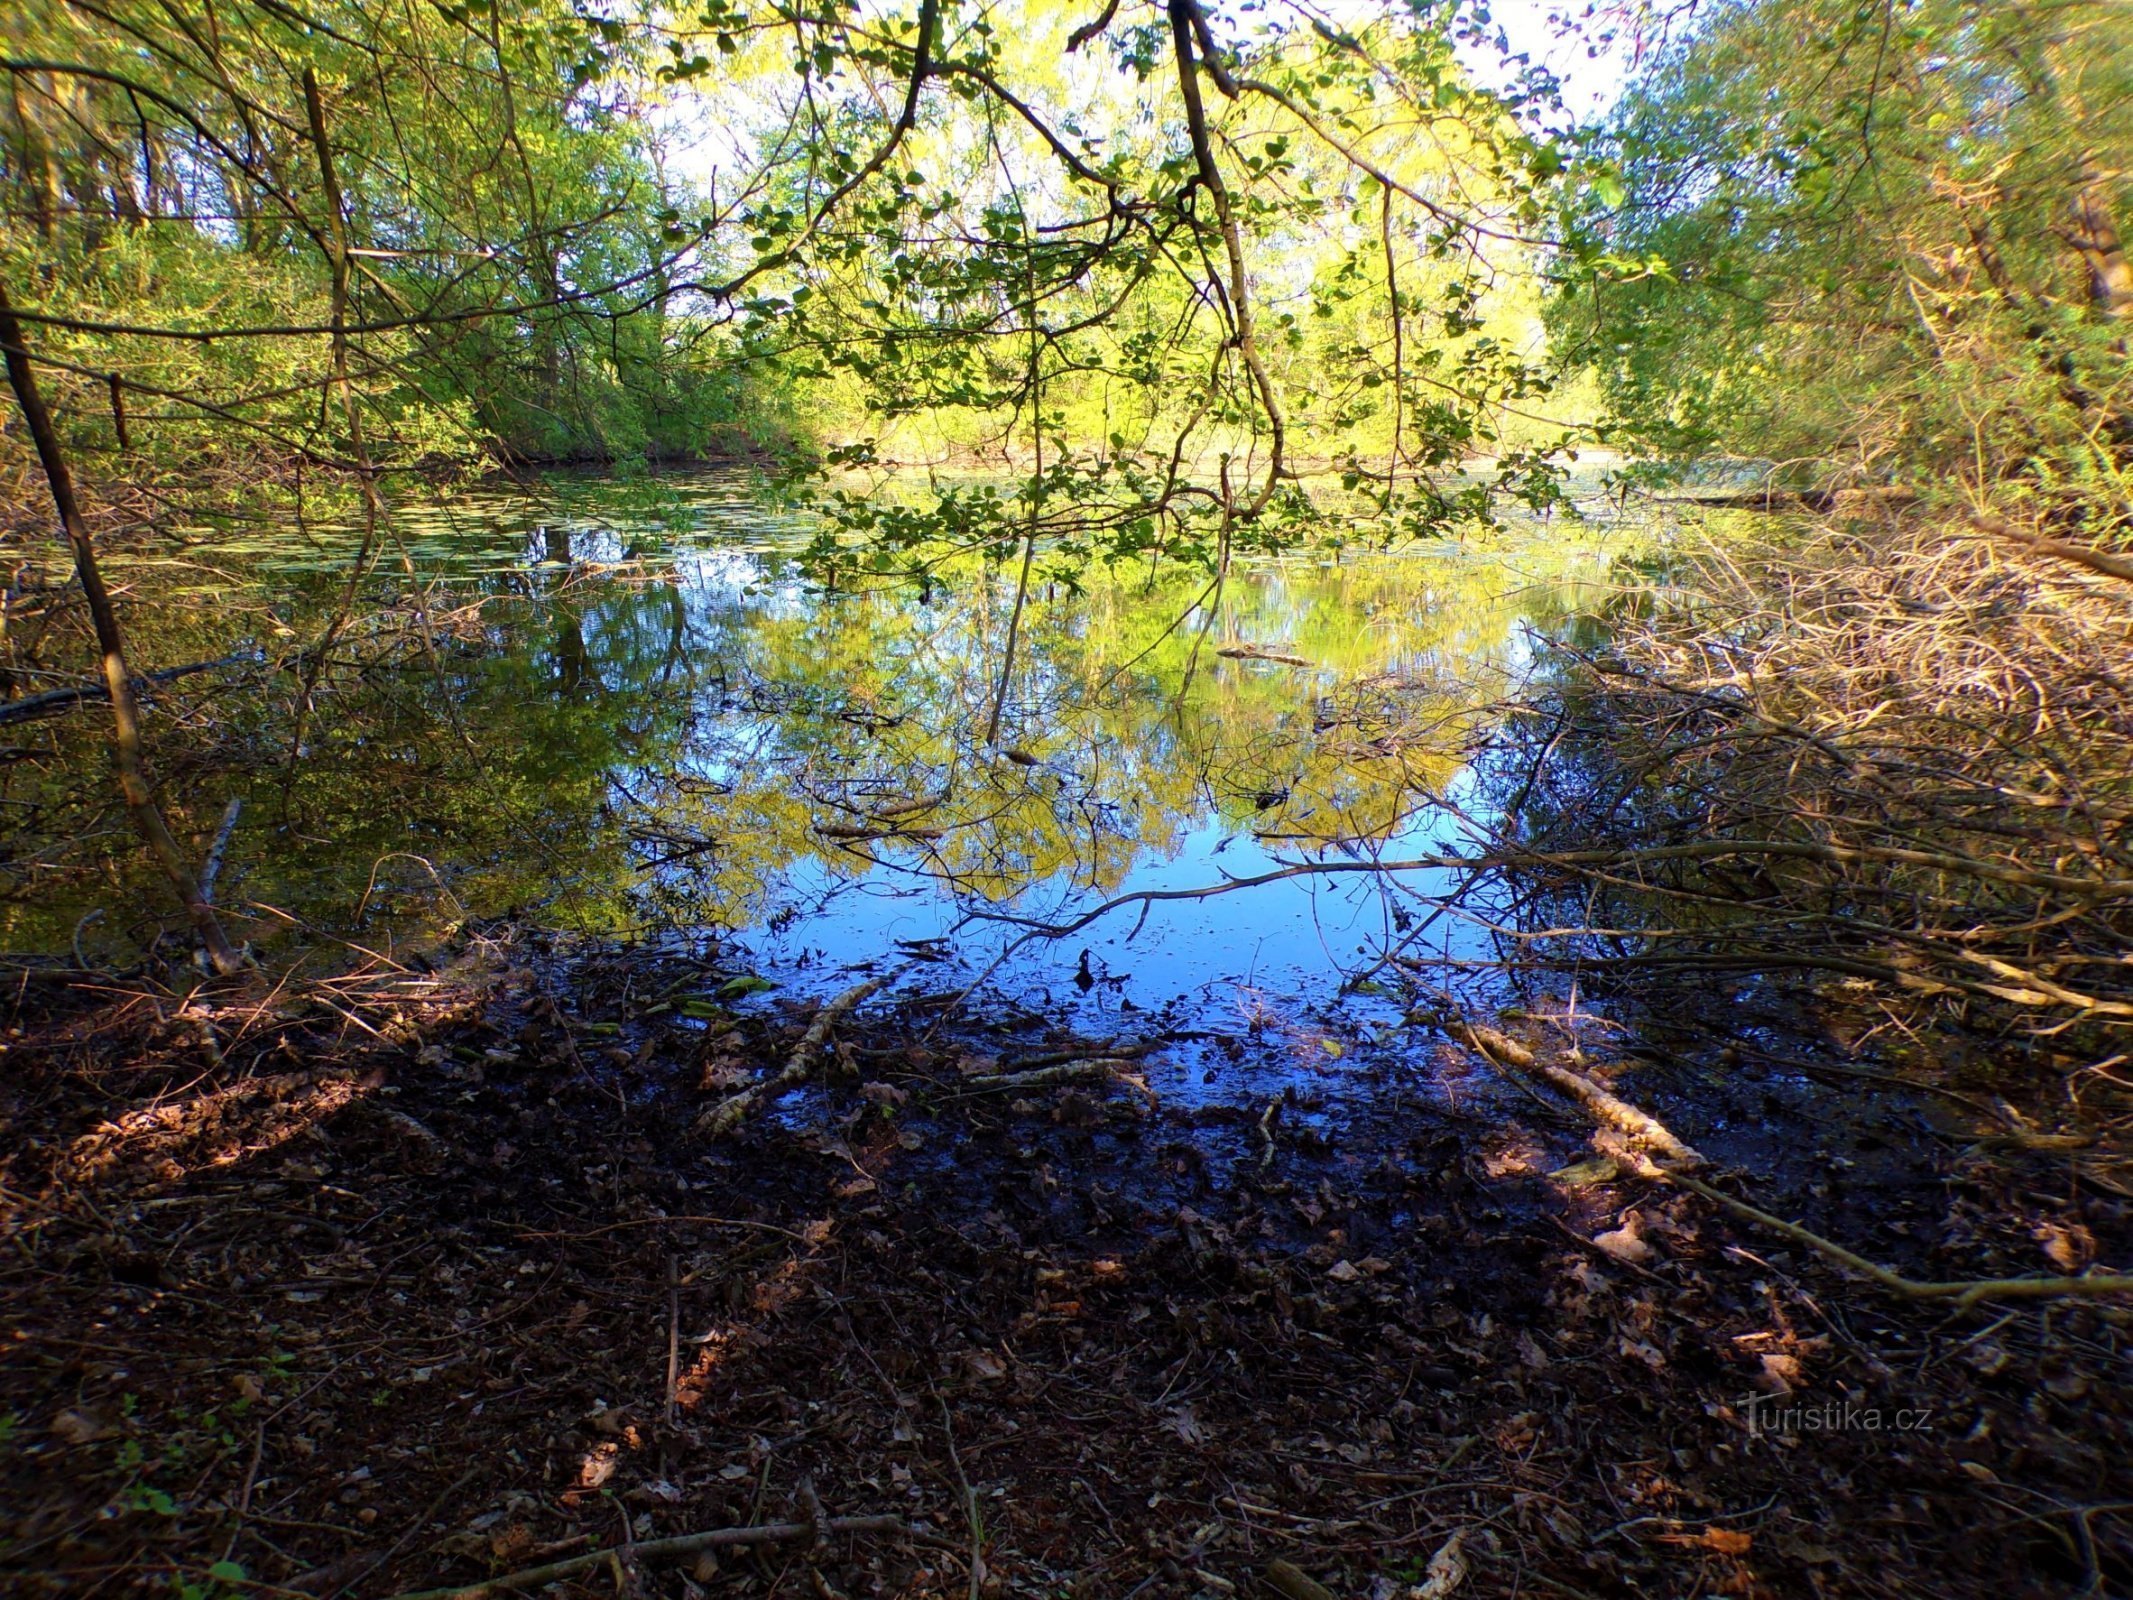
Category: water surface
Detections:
[{"x1": 4, "y1": 471, "x2": 1639, "y2": 1052}]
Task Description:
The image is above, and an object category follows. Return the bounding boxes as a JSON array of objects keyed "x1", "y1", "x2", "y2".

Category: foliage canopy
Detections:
[{"x1": 1554, "y1": 0, "x2": 2133, "y2": 520}]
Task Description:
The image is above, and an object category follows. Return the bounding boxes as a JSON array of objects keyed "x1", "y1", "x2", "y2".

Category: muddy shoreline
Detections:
[{"x1": 4, "y1": 922, "x2": 2127, "y2": 1599}]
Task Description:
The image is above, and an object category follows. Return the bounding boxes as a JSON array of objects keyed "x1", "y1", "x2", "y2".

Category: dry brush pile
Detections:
[{"x1": 1483, "y1": 512, "x2": 2133, "y2": 1106}]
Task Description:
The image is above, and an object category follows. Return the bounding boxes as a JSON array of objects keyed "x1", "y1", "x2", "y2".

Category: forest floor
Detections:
[{"x1": 3, "y1": 921, "x2": 2129, "y2": 1600}]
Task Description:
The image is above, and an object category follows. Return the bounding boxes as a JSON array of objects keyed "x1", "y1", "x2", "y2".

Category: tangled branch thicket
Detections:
[{"x1": 1492, "y1": 514, "x2": 2133, "y2": 1059}]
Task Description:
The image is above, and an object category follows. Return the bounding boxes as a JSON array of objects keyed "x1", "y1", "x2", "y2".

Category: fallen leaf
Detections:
[
  {"x1": 50, "y1": 1409, "x2": 113, "y2": 1445},
  {"x1": 1756, "y1": 1352, "x2": 1804, "y2": 1393},
  {"x1": 575, "y1": 1442, "x2": 618, "y2": 1489},
  {"x1": 584, "y1": 1404, "x2": 630, "y2": 1436},
  {"x1": 1549, "y1": 1155, "x2": 1619, "y2": 1188},
  {"x1": 1411, "y1": 1529, "x2": 1468, "y2": 1598},
  {"x1": 1327, "y1": 1259, "x2": 1362, "y2": 1283},
  {"x1": 1618, "y1": 1337, "x2": 1667, "y2": 1372},
  {"x1": 699, "y1": 1056, "x2": 750, "y2": 1092},
  {"x1": 1593, "y1": 1213, "x2": 1655, "y2": 1265},
  {"x1": 2034, "y1": 1222, "x2": 2092, "y2": 1272},
  {"x1": 1657, "y1": 1526, "x2": 1753, "y2": 1557}
]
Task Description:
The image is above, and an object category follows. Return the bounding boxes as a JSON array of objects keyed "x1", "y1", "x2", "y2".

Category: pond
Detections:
[{"x1": 3, "y1": 470, "x2": 1646, "y2": 1061}]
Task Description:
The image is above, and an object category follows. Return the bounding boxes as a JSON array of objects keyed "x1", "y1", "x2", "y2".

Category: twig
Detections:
[
  {"x1": 372, "y1": 1516, "x2": 905, "y2": 1600},
  {"x1": 1265, "y1": 1558, "x2": 1340, "y2": 1600},
  {"x1": 936, "y1": 1389, "x2": 985, "y2": 1600},
  {"x1": 1216, "y1": 644, "x2": 1315, "y2": 668},
  {"x1": 664, "y1": 1252, "x2": 680, "y2": 1427},
  {"x1": 217, "y1": 1418, "x2": 268, "y2": 1564},
  {"x1": 1967, "y1": 512, "x2": 2133, "y2": 584},
  {"x1": 71, "y1": 908, "x2": 106, "y2": 971},
  {"x1": 316, "y1": 1464, "x2": 479, "y2": 1600},
  {"x1": 1660, "y1": 1164, "x2": 2133, "y2": 1309},
  {"x1": 950, "y1": 1058, "x2": 1155, "y2": 1101}
]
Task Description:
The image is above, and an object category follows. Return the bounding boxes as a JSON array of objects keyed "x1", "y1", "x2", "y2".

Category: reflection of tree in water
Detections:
[
  {"x1": 625, "y1": 544, "x2": 1605, "y2": 929},
  {"x1": 0, "y1": 484, "x2": 1617, "y2": 956},
  {"x1": 542, "y1": 528, "x2": 592, "y2": 697}
]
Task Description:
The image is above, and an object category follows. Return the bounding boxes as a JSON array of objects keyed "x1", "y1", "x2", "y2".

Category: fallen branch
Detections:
[
  {"x1": 1217, "y1": 644, "x2": 1315, "y2": 668},
  {"x1": 1446, "y1": 1021, "x2": 1706, "y2": 1169},
  {"x1": 938, "y1": 1389, "x2": 986, "y2": 1600},
  {"x1": 375, "y1": 1515, "x2": 905, "y2": 1600},
  {"x1": 1647, "y1": 485, "x2": 1915, "y2": 514},
  {"x1": 1002, "y1": 1039, "x2": 1154, "y2": 1069},
  {"x1": 817, "y1": 821, "x2": 946, "y2": 843},
  {"x1": 697, "y1": 976, "x2": 887, "y2": 1135},
  {"x1": 1967, "y1": 512, "x2": 2133, "y2": 584},
  {"x1": 979, "y1": 837, "x2": 2133, "y2": 944},
  {"x1": 951, "y1": 1057, "x2": 1157, "y2": 1102},
  {"x1": 200, "y1": 797, "x2": 242, "y2": 905},
  {"x1": 1499, "y1": 1036, "x2": 2133, "y2": 1309},
  {"x1": 1661, "y1": 1163, "x2": 2133, "y2": 1308}
]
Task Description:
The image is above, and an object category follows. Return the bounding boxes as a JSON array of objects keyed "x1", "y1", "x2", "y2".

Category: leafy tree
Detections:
[{"x1": 1552, "y1": 0, "x2": 2132, "y2": 522}]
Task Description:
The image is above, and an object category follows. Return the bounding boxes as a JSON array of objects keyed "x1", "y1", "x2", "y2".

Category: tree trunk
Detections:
[
  {"x1": 2068, "y1": 166, "x2": 2133, "y2": 322},
  {"x1": 0, "y1": 282, "x2": 245, "y2": 973}
]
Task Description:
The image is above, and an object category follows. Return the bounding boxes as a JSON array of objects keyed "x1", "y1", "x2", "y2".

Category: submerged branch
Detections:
[{"x1": 0, "y1": 652, "x2": 260, "y2": 726}]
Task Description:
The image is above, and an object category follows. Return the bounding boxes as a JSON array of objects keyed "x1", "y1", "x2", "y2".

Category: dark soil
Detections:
[{"x1": 3, "y1": 923, "x2": 2129, "y2": 1600}]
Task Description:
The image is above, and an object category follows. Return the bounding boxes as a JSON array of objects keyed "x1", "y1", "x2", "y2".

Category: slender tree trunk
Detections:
[
  {"x1": 987, "y1": 226, "x2": 1044, "y2": 749},
  {"x1": 1168, "y1": 0, "x2": 1283, "y2": 518},
  {"x1": 2068, "y1": 165, "x2": 2133, "y2": 322},
  {"x1": 108, "y1": 371, "x2": 131, "y2": 451},
  {"x1": 7, "y1": 78, "x2": 55, "y2": 242},
  {"x1": 0, "y1": 282, "x2": 245, "y2": 973}
]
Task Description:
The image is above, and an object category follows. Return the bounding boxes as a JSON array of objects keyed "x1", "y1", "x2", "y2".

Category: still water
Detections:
[{"x1": 5, "y1": 472, "x2": 1638, "y2": 1040}]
